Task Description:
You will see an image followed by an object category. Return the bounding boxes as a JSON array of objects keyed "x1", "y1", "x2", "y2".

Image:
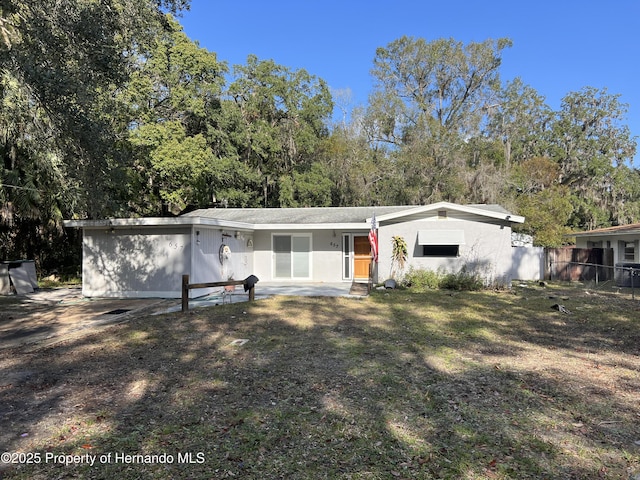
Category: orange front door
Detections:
[{"x1": 353, "y1": 235, "x2": 371, "y2": 279}]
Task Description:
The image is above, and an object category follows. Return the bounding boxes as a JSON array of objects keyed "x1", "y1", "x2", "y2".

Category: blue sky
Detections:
[{"x1": 178, "y1": 0, "x2": 639, "y2": 164}]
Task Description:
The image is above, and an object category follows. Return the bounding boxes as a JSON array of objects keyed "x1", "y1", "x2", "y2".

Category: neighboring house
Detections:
[
  {"x1": 573, "y1": 223, "x2": 640, "y2": 265},
  {"x1": 63, "y1": 201, "x2": 524, "y2": 298}
]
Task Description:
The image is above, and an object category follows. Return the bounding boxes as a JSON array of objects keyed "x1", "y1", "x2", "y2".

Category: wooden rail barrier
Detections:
[{"x1": 181, "y1": 274, "x2": 257, "y2": 312}]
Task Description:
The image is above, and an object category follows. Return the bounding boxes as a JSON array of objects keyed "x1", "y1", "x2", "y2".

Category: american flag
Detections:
[{"x1": 368, "y1": 213, "x2": 378, "y2": 263}]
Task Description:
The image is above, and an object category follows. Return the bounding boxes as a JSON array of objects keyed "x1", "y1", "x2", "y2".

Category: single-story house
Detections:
[
  {"x1": 573, "y1": 223, "x2": 640, "y2": 266},
  {"x1": 63, "y1": 202, "x2": 524, "y2": 298}
]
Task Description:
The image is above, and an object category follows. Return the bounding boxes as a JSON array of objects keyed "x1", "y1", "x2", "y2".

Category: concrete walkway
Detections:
[
  {"x1": 162, "y1": 281, "x2": 365, "y2": 313},
  {"x1": 256, "y1": 281, "x2": 357, "y2": 297}
]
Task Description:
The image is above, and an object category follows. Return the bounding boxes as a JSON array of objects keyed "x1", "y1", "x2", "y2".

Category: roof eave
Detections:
[
  {"x1": 63, "y1": 217, "x2": 255, "y2": 230},
  {"x1": 572, "y1": 230, "x2": 640, "y2": 238},
  {"x1": 252, "y1": 223, "x2": 369, "y2": 231}
]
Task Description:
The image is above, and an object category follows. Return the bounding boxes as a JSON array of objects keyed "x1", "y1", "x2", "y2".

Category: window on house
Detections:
[
  {"x1": 623, "y1": 241, "x2": 636, "y2": 261},
  {"x1": 437, "y1": 210, "x2": 447, "y2": 219},
  {"x1": 423, "y1": 245, "x2": 459, "y2": 257}
]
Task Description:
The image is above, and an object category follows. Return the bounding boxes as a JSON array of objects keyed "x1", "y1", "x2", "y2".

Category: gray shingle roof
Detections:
[
  {"x1": 572, "y1": 222, "x2": 640, "y2": 236},
  {"x1": 182, "y1": 204, "x2": 515, "y2": 225},
  {"x1": 182, "y1": 206, "x2": 408, "y2": 224}
]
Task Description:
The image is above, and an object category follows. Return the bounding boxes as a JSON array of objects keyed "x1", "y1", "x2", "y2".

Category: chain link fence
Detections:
[{"x1": 548, "y1": 261, "x2": 640, "y2": 300}]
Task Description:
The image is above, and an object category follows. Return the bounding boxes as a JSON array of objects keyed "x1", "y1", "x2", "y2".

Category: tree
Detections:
[
  {"x1": 0, "y1": 71, "x2": 80, "y2": 268},
  {"x1": 367, "y1": 36, "x2": 512, "y2": 144},
  {"x1": 125, "y1": 15, "x2": 231, "y2": 214},
  {"x1": 321, "y1": 112, "x2": 399, "y2": 207},
  {"x1": 0, "y1": 0, "x2": 190, "y2": 272},
  {"x1": 277, "y1": 163, "x2": 333, "y2": 207},
  {"x1": 0, "y1": 0, "x2": 190, "y2": 218},
  {"x1": 484, "y1": 77, "x2": 553, "y2": 169},
  {"x1": 364, "y1": 36, "x2": 512, "y2": 202},
  {"x1": 227, "y1": 55, "x2": 333, "y2": 206},
  {"x1": 549, "y1": 87, "x2": 637, "y2": 229},
  {"x1": 514, "y1": 186, "x2": 574, "y2": 247}
]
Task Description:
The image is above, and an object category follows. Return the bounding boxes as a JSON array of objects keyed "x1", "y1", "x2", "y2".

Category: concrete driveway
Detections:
[
  {"x1": 0, "y1": 282, "x2": 367, "y2": 350},
  {"x1": 0, "y1": 288, "x2": 172, "y2": 351}
]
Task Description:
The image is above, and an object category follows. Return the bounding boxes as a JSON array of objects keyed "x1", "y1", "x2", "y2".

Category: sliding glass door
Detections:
[{"x1": 273, "y1": 234, "x2": 311, "y2": 279}]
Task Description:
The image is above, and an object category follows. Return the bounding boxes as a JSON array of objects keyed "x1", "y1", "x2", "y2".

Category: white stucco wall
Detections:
[
  {"x1": 510, "y1": 247, "x2": 545, "y2": 281},
  {"x1": 82, "y1": 227, "x2": 191, "y2": 297},
  {"x1": 377, "y1": 216, "x2": 515, "y2": 286},
  {"x1": 190, "y1": 227, "x2": 254, "y2": 297},
  {"x1": 252, "y1": 229, "x2": 348, "y2": 283}
]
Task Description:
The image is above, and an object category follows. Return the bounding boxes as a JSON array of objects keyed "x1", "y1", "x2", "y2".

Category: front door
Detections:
[{"x1": 353, "y1": 235, "x2": 371, "y2": 280}]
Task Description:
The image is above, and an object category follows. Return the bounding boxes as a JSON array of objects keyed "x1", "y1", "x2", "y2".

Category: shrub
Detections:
[
  {"x1": 401, "y1": 267, "x2": 443, "y2": 291},
  {"x1": 402, "y1": 267, "x2": 484, "y2": 291},
  {"x1": 440, "y1": 269, "x2": 484, "y2": 291}
]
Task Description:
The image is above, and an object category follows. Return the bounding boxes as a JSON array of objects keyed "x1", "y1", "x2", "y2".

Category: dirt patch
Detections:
[{"x1": 0, "y1": 288, "x2": 173, "y2": 350}]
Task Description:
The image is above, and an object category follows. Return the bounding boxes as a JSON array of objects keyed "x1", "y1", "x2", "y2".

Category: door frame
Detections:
[{"x1": 342, "y1": 233, "x2": 371, "y2": 281}]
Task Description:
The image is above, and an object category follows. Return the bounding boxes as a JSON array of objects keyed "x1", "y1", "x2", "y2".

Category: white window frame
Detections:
[
  {"x1": 272, "y1": 233, "x2": 313, "y2": 280},
  {"x1": 342, "y1": 233, "x2": 352, "y2": 280},
  {"x1": 621, "y1": 240, "x2": 637, "y2": 262}
]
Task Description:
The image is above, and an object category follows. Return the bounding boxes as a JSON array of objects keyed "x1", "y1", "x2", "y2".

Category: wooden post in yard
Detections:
[
  {"x1": 182, "y1": 274, "x2": 189, "y2": 313},
  {"x1": 248, "y1": 284, "x2": 255, "y2": 301}
]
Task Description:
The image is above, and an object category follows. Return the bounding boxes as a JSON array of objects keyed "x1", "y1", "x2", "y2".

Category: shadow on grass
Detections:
[{"x1": 1, "y1": 289, "x2": 638, "y2": 479}]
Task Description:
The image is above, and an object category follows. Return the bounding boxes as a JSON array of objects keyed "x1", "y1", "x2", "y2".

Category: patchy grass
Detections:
[{"x1": 1, "y1": 284, "x2": 639, "y2": 479}]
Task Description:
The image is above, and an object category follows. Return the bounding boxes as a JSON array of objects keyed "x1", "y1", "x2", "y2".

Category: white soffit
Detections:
[{"x1": 418, "y1": 230, "x2": 466, "y2": 245}]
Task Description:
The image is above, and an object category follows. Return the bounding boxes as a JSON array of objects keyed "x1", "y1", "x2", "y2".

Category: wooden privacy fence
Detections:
[
  {"x1": 181, "y1": 274, "x2": 258, "y2": 312},
  {"x1": 546, "y1": 247, "x2": 614, "y2": 282}
]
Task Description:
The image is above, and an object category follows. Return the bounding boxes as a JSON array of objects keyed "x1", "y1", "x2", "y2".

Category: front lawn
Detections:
[{"x1": 1, "y1": 284, "x2": 639, "y2": 479}]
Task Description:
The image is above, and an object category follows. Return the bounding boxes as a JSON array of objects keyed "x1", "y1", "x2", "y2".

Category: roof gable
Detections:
[{"x1": 369, "y1": 202, "x2": 524, "y2": 225}]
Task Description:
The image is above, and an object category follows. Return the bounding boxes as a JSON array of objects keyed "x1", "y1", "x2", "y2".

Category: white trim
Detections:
[
  {"x1": 342, "y1": 233, "x2": 352, "y2": 281},
  {"x1": 65, "y1": 217, "x2": 370, "y2": 232},
  {"x1": 65, "y1": 203, "x2": 524, "y2": 230},
  {"x1": 65, "y1": 217, "x2": 255, "y2": 230},
  {"x1": 574, "y1": 230, "x2": 640, "y2": 238},
  {"x1": 368, "y1": 202, "x2": 525, "y2": 224}
]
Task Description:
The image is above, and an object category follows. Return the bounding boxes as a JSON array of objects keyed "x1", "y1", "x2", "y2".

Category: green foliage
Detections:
[
  {"x1": 391, "y1": 236, "x2": 408, "y2": 267},
  {"x1": 439, "y1": 269, "x2": 484, "y2": 291},
  {"x1": 485, "y1": 77, "x2": 553, "y2": 167},
  {"x1": 548, "y1": 87, "x2": 637, "y2": 230},
  {"x1": 124, "y1": 15, "x2": 229, "y2": 214},
  {"x1": 290, "y1": 163, "x2": 333, "y2": 207},
  {"x1": 390, "y1": 235, "x2": 408, "y2": 279},
  {"x1": 401, "y1": 267, "x2": 484, "y2": 291},
  {"x1": 368, "y1": 36, "x2": 512, "y2": 142},
  {"x1": 132, "y1": 122, "x2": 213, "y2": 212},
  {"x1": 2, "y1": 6, "x2": 640, "y2": 278},
  {"x1": 227, "y1": 55, "x2": 333, "y2": 206},
  {"x1": 514, "y1": 186, "x2": 574, "y2": 247},
  {"x1": 402, "y1": 267, "x2": 442, "y2": 291}
]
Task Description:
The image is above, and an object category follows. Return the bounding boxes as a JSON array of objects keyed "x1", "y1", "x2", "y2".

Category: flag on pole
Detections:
[{"x1": 368, "y1": 213, "x2": 378, "y2": 263}]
